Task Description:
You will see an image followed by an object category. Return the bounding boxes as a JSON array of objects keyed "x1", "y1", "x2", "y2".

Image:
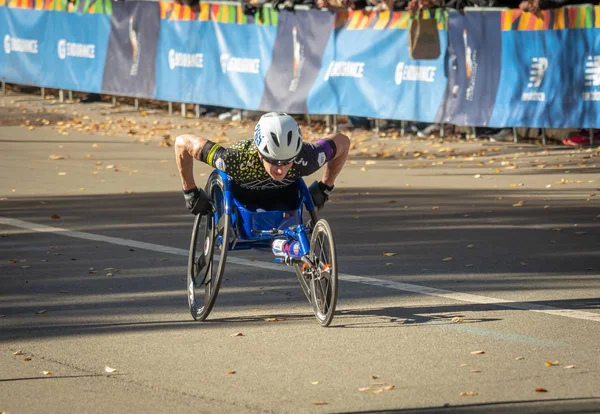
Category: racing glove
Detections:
[
  {"x1": 183, "y1": 187, "x2": 212, "y2": 215},
  {"x1": 309, "y1": 181, "x2": 334, "y2": 209}
]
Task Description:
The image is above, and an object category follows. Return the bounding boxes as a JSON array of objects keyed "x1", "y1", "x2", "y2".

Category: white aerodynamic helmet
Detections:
[{"x1": 254, "y1": 112, "x2": 302, "y2": 164}]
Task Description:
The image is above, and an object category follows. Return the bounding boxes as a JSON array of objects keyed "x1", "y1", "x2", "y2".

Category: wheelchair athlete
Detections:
[{"x1": 174, "y1": 112, "x2": 350, "y2": 215}]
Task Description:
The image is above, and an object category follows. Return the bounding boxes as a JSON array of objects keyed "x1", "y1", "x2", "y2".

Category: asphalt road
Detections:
[{"x1": 1, "y1": 93, "x2": 599, "y2": 413}]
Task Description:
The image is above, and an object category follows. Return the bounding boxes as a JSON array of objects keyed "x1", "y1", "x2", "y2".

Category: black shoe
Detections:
[{"x1": 81, "y1": 93, "x2": 101, "y2": 103}]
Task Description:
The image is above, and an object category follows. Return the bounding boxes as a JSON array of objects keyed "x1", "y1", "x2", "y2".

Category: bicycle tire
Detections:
[
  {"x1": 309, "y1": 218, "x2": 338, "y2": 327},
  {"x1": 187, "y1": 173, "x2": 230, "y2": 321}
]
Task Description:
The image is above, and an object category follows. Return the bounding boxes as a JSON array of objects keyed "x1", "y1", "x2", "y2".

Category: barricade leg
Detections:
[
  {"x1": 440, "y1": 123, "x2": 445, "y2": 138},
  {"x1": 195, "y1": 104, "x2": 200, "y2": 118},
  {"x1": 134, "y1": 98, "x2": 139, "y2": 110},
  {"x1": 59, "y1": 89, "x2": 64, "y2": 103},
  {"x1": 181, "y1": 103, "x2": 187, "y2": 118},
  {"x1": 68, "y1": 90, "x2": 73, "y2": 102},
  {"x1": 41, "y1": 87, "x2": 45, "y2": 99},
  {"x1": 306, "y1": 114, "x2": 311, "y2": 127},
  {"x1": 471, "y1": 127, "x2": 476, "y2": 139},
  {"x1": 112, "y1": 96, "x2": 117, "y2": 107},
  {"x1": 168, "y1": 102, "x2": 173, "y2": 116},
  {"x1": 400, "y1": 120, "x2": 405, "y2": 136},
  {"x1": 1, "y1": 81, "x2": 5, "y2": 95},
  {"x1": 512, "y1": 127, "x2": 518, "y2": 143},
  {"x1": 372, "y1": 119, "x2": 380, "y2": 133},
  {"x1": 541, "y1": 128, "x2": 546, "y2": 146}
]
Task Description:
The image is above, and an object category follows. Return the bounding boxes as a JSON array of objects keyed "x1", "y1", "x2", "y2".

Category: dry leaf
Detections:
[
  {"x1": 470, "y1": 350, "x2": 485, "y2": 355},
  {"x1": 460, "y1": 364, "x2": 469, "y2": 367},
  {"x1": 365, "y1": 160, "x2": 377, "y2": 165},
  {"x1": 564, "y1": 365, "x2": 575, "y2": 369},
  {"x1": 312, "y1": 402, "x2": 328, "y2": 406},
  {"x1": 104, "y1": 366, "x2": 117, "y2": 373},
  {"x1": 535, "y1": 388, "x2": 548, "y2": 393},
  {"x1": 358, "y1": 387, "x2": 371, "y2": 392},
  {"x1": 35, "y1": 310, "x2": 47, "y2": 315},
  {"x1": 466, "y1": 244, "x2": 474, "y2": 248},
  {"x1": 516, "y1": 356, "x2": 525, "y2": 360},
  {"x1": 545, "y1": 361, "x2": 559, "y2": 367},
  {"x1": 383, "y1": 385, "x2": 395, "y2": 391},
  {"x1": 471, "y1": 370, "x2": 481, "y2": 373},
  {"x1": 451, "y1": 317, "x2": 464, "y2": 323},
  {"x1": 460, "y1": 392, "x2": 478, "y2": 396},
  {"x1": 51, "y1": 215, "x2": 61, "y2": 219},
  {"x1": 369, "y1": 375, "x2": 379, "y2": 379},
  {"x1": 383, "y1": 252, "x2": 397, "y2": 256},
  {"x1": 509, "y1": 183, "x2": 524, "y2": 187},
  {"x1": 49, "y1": 154, "x2": 65, "y2": 160},
  {"x1": 512, "y1": 200, "x2": 525, "y2": 207},
  {"x1": 58, "y1": 172, "x2": 67, "y2": 176},
  {"x1": 474, "y1": 174, "x2": 481, "y2": 178},
  {"x1": 442, "y1": 257, "x2": 453, "y2": 262},
  {"x1": 264, "y1": 318, "x2": 285, "y2": 322},
  {"x1": 520, "y1": 262, "x2": 528, "y2": 266},
  {"x1": 13, "y1": 350, "x2": 24, "y2": 356},
  {"x1": 105, "y1": 273, "x2": 114, "y2": 277},
  {"x1": 368, "y1": 389, "x2": 384, "y2": 394},
  {"x1": 24, "y1": 357, "x2": 32, "y2": 362},
  {"x1": 432, "y1": 206, "x2": 440, "y2": 210},
  {"x1": 42, "y1": 371, "x2": 52, "y2": 375},
  {"x1": 227, "y1": 371, "x2": 236, "y2": 374},
  {"x1": 311, "y1": 381, "x2": 320, "y2": 385},
  {"x1": 231, "y1": 332, "x2": 244, "y2": 337}
]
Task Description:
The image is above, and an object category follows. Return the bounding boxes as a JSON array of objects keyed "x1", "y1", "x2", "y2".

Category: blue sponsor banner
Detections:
[
  {"x1": 435, "y1": 10, "x2": 502, "y2": 126},
  {"x1": 306, "y1": 26, "x2": 447, "y2": 122},
  {"x1": 489, "y1": 28, "x2": 600, "y2": 128},
  {"x1": 43, "y1": 13, "x2": 110, "y2": 93},
  {"x1": 0, "y1": 8, "x2": 49, "y2": 87},
  {"x1": 203, "y1": 22, "x2": 276, "y2": 110},
  {"x1": 155, "y1": 20, "x2": 211, "y2": 103}
]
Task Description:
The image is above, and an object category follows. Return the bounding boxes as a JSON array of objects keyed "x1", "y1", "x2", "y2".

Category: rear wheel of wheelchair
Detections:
[
  {"x1": 187, "y1": 173, "x2": 230, "y2": 321},
  {"x1": 308, "y1": 218, "x2": 338, "y2": 327},
  {"x1": 294, "y1": 207, "x2": 318, "y2": 303}
]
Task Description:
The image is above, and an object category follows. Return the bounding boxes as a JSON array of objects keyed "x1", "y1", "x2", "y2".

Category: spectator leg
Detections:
[
  {"x1": 471, "y1": 127, "x2": 476, "y2": 139},
  {"x1": 59, "y1": 89, "x2": 64, "y2": 103},
  {"x1": 168, "y1": 102, "x2": 173, "y2": 116},
  {"x1": 400, "y1": 120, "x2": 405, "y2": 136},
  {"x1": 181, "y1": 103, "x2": 187, "y2": 118},
  {"x1": 372, "y1": 119, "x2": 380, "y2": 133},
  {"x1": 512, "y1": 127, "x2": 518, "y2": 143}
]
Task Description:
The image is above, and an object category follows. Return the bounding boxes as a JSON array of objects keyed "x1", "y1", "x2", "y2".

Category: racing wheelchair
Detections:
[{"x1": 187, "y1": 170, "x2": 338, "y2": 327}]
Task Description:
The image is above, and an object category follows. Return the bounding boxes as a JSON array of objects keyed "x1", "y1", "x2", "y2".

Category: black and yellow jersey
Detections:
[{"x1": 201, "y1": 138, "x2": 337, "y2": 191}]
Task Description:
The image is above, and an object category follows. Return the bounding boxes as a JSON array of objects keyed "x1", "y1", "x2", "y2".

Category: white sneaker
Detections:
[
  {"x1": 489, "y1": 128, "x2": 513, "y2": 142},
  {"x1": 417, "y1": 124, "x2": 442, "y2": 138},
  {"x1": 218, "y1": 111, "x2": 233, "y2": 121}
]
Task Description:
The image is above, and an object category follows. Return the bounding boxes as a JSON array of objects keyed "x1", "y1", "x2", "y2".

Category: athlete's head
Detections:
[{"x1": 254, "y1": 112, "x2": 303, "y2": 181}]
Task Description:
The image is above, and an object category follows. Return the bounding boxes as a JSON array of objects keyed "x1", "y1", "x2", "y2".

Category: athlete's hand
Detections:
[
  {"x1": 183, "y1": 187, "x2": 212, "y2": 215},
  {"x1": 309, "y1": 181, "x2": 334, "y2": 209}
]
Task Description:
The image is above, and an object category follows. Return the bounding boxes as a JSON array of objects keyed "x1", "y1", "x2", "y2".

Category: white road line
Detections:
[{"x1": 3, "y1": 216, "x2": 600, "y2": 324}]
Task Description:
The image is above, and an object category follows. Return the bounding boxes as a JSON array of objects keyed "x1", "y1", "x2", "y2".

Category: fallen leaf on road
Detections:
[
  {"x1": 474, "y1": 174, "x2": 481, "y2": 178},
  {"x1": 312, "y1": 402, "x2": 328, "y2": 406},
  {"x1": 58, "y1": 172, "x2": 67, "y2": 176},
  {"x1": 105, "y1": 366, "x2": 117, "y2": 373},
  {"x1": 442, "y1": 257, "x2": 453, "y2": 262},
  {"x1": 311, "y1": 381, "x2": 320, "y2": 385},
  {"x1": 471, "y1": 350, "x2": 485, "y2": 355},
  {"x1": 264, "y1": 318, "x2": 285, "y2": 322},
  {"x1": 24, "y1": 357, "x2": 32, "y2": 362},
  {"x1": 460, "y1": 364, "x2": 469, "y2": 367},
  {"x1": 512, "y1": 200, "x2": 525, "y2": 207},
  {"x1": 460, "y1": 392, "x2": 478, "y2": 396},
  {"x1": 516, "y1": 356, "x2": 525, "y2": 360},
  {"x1": 383, "y1": 252, "x2": 397, "y2": 256},
  {"x1": 535, "y1": 388, "x2": 548, "y2": 393},
  {"x1": 451, "y1": 317, "x2": 464, "y2": 323},
  {"x1": 369, "y1": 375, "x2": 379, "y2": 379},
  {"x1": 231, "y1": 332, "x2": 244, "y2": 337},
  {"x1": 13, "y1": 350, "x2": 24, "y2": 356},
  {"x1": 42, "y1": 371, "x2": 52, "y2": 375},
  {"x1": 564, "y1": 365, "x2": 575, "y2": 369},
  {"x1": 432, "y1": 206, "x2": 440, "y2": 210},
  {"x1": 105, "y1": 273, "x2": 114, "y2": 277},
  {"x1": 227, "y1": 371, "x2": 236, "y2": 375},
  {"x1": 552, "y1": 228, "x2": 562, "y2": 232},
  {"x1": 49, "y1": 154, "x2": 65, "y2": 160},
  {"x1": 471, "y1": 370, "x2": 481, "y2": 373},
  {"x1": 34, "y1": 310, "x2": 47, "y2": 315},
  {"x1": 358, "y1": 387, "x2": 370, "y2": 392},
  {"x1": 368, "y1": 389, "x2": 384, "y2": 394},
  {"x1": 545, "y1": 361, "x2": 559, "y2": 367},
  {"x1": 383, "y1": 385, "x2": 395, "y2": 391},
  {"x1": 467, "y1": 244, "x2": 474, "y2": 248},
  {"x1": 520, "y1": 262, "x2": 528, "y2": 266},
  {"x1": 51, "y1": 215, "x2": 61, "y2": 219}
]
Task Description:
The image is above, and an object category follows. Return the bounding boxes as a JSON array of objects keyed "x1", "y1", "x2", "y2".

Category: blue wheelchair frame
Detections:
[{"x1": 214, "y1": 170, "x2": 316, "y2": 258}]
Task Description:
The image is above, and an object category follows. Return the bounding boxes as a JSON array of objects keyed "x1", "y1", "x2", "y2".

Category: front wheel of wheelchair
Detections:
[
  {"x1": 187, "y1": 174, "x2": 230, "y2": 321},
  {"x1": 308, "y1": 219, "x2": 338, "y2": 327},
  {"x1": 294, "y1": 207, "x2": 318, "y2": 303}
]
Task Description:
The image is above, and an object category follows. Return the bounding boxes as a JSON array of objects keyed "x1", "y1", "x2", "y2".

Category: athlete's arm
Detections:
[
  {"x1": 174, "y1": 134, "x2": 220, "y2": 191},
  {"x1": 320, "y1": 133, "x2": 350, "y2": 188}
]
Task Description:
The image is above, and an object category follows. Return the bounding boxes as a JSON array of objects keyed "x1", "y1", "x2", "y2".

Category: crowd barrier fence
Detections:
[{"x1": 0, "y1": 0, "x2": 599, "y2": 131}]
